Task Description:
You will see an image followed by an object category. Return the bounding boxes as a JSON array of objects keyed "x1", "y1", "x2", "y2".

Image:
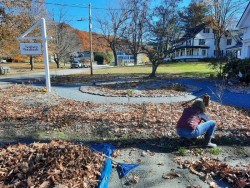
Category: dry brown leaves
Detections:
[
  {"x1": 84, "y1": 81, "x2": 190, "y2": 97},
  {"x1": 0, "y1": 85, "x2": 250, "y2": 141},
  {"x1": 0, "y1": 140, "x2": 104, "y2": 188},
  {"x1": 174, "y1": 157, "x2": 250, "y2": 187}
]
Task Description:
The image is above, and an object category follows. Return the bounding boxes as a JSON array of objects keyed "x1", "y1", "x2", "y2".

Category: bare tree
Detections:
[
  {"x1": 206, "y1": 0, "x2": 248, "y2": 76},
  {"x1": 96, "y1": 1, "x2": 130, "y2": 66},
  {"x1": 142, "y1": 0, "x2": 182, "y2": 77},
  {"x1": 49, "y1": 10, "x2": 82, "y2": 68},
  {"x1": 122, "y1": 0, "x2": 150, "y2": 65},
  {"x1": 27, "y1": 0, "x2": 48, "y2": 70}
]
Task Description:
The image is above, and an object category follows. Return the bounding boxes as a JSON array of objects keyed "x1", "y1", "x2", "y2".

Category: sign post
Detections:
[
  {"x1": 41, "y1": 18, "x2": 51, "y2": 92},
  {"x1": 18, "y1": 18, "x2": 51, "y2": 92}
]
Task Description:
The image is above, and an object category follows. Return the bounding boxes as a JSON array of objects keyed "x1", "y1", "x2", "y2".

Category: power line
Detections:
[
  {"x1": 34, "y1": 1, "x2": 89, "y2": 8},
  {"x1": 34, "y1": 1, "x2": 126, "y2": 11}
]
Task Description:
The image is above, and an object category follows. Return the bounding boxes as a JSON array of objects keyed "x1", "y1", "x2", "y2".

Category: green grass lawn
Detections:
[{"x1": 95, "y1": 62, "x2": 217, "y2": 77}]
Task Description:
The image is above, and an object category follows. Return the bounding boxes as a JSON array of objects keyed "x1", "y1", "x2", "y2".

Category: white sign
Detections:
[{"x1": 20, "y1": 43, "x2": 42, "y2": 55}]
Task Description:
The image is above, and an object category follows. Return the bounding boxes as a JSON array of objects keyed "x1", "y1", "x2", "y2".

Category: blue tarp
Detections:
[
  {"x1": 92, "y1": 143, "x2": 116, "y2": 188},
  {"x1": 98, "y1": 158, "x2": 112, "y2": 188},
  {"x1": 117, "y1": 163, "x2": 140, "y2": 179},
  {"x1": 92, "y1": 143, "x2": 140, "y2": 188}
]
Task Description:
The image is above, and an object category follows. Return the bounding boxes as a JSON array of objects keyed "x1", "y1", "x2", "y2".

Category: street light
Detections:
[{"x1": 77, "y1": 3, "x2": 93, "y2": 75}]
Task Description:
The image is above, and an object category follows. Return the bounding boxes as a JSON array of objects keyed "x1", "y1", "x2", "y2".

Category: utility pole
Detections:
[{"x1": 89, "y1": 3, "x2": 93, "y2": 75}]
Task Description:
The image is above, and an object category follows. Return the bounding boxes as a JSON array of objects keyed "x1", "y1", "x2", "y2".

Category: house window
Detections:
[
  {"x1": 202, "y1": 50, "x2": 206, "y2": 56},
  {"x1": 187, "y1": 50, "x2": 192, "y2": 56},
  {"x1": 227, "y1": 39, "x2": 232, "y2": 45},
  {"x1": 199, "y1": 39, "x2": 205, "y2": 45},
  {"x1": 203, "y1": 28, "x2": 210, "y2": 33},
  {"x1": 186, "y1": 40, "x2": 191, "y2": 46}
]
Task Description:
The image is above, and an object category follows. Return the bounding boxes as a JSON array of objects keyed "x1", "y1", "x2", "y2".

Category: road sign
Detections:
[
  {"x1": 18, "y1": 18, "x2": 51, "y2": 92},
  {"x1": 20, "y1": 43, "x2": 42, "y2": 55}
]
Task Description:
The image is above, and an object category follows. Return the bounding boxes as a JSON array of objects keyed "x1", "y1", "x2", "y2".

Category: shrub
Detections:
[
  {"x1": 104, "y1": 53, "x2": 114, "y2": 64},
  {"x1": 94, "y1": 52, "x2": 105, "y2": 65},
  {"x1": 208, "y1": 148, "x2": 223, "y2": 155},
  {"x1": 223, "y1": 59, "x2": 250, "y2": 84},
  {"x1": 178, "y1": 147, "x2": 188, "y2": 155}
]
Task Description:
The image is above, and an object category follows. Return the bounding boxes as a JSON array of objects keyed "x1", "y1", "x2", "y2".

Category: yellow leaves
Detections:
[{"x1": 41, "y1": 88, "x2": 47, "y2": 93}]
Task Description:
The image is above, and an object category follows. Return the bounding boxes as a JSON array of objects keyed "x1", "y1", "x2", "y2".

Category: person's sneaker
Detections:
[{"x1": 206, "y1": 142, "x2": 217, "y2": 148}]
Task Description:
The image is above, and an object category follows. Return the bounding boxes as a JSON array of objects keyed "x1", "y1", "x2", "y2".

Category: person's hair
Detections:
[{"x1": 191, "y1": 100, "x2": 205, "y2": 113}]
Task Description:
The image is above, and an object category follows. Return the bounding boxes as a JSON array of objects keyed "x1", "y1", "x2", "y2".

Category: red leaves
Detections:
[{"x1": 0, "y1": 140, "x2": 105, "y2": 187}]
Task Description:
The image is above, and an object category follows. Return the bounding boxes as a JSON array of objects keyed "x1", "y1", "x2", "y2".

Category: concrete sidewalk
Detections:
[{"x1": 109, "y1": 148, "x2": 210, "y2": 188}]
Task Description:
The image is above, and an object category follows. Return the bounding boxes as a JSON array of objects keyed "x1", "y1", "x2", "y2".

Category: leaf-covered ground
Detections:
[
  {"x1": 0, "y1": 85, "x2": 249, "y2": 144},
  {"x1": 0, "y1": 83, "x2": 249, "y2": 187},
  {"x1": 0, "y1": 140, "x2": 104, "y2": 188},
  {"x1": 174, "y1": 157, "x2": 250, "y2": 187}
]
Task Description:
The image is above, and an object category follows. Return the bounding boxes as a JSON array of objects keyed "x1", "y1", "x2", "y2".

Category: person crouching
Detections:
[{"x1": 176, "y1": 100, "x2": 217, "y2": 148}]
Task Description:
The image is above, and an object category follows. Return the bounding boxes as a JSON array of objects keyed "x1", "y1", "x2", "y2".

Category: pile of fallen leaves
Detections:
[
  {"x1": 0, "y1": 140, "x2": 105, "y2": 188},
  {"x1": 174, "y1": 157, "x2": 250, "y2": 187}
]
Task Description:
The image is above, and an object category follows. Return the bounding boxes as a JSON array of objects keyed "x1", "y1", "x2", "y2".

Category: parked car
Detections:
[{"x1": 71, "y1": 61, "x2": 83, "y2": 68}]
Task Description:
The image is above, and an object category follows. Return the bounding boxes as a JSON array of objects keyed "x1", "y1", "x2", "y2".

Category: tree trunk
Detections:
[
  {"x1": 215, "y1": 37, "x2": 221, "y2": 58},
  {"x1": 113, "y1": 49, "x2": 118, "y2": 66},
  {"x1": 56, "y1": 61, "x2": 60, "y2": 68},
  {"x1": 133, "y1": 53, "x2": 138, "y2": 65},
  {"x1": 30, "y1": 56, "x2": 34, "y2": 71},
  {"x1": 215, "y1": 35, "x2": 222, "y2": 77},
  {"x1": 149, "y1": 62, "x2": 158, "y2": 78},
  {"x1": 53, "y1": 54, "x2": 60, "y2": 68}
]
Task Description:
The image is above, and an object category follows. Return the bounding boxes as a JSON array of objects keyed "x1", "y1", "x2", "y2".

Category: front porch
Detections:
[{"x1": 171, "y1": 46, "x2": 209, "y2": 61}]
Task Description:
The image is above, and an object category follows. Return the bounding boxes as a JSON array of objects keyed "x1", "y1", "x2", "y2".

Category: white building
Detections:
[
  {"x1": 171, "y1": 23, "x2": 238, "y2": 61},
  {"x1": 237, "y1": 2, "x2": 250, "y2": 59},
  {"x1": 117, "y1": 52, "x2": 134, "y2": 66}
]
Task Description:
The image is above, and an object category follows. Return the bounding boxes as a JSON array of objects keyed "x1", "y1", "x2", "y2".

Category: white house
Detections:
[
  {"x1": 170, "y1": 23, "x2": 238, "y2": 61},
  {"x1": 117, "y1": 52, "x2": 134, "y2": 66},
  {"x1": 237, "y1": 1, "x2": 250, "y2": 59}
]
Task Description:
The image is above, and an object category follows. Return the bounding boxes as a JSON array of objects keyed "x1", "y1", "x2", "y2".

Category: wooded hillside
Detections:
[{"x1": 75, "y1": 30, "x2": 111, "y2": 53}]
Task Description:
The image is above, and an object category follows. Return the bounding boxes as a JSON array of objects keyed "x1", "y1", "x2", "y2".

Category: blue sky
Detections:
[{"x1": 45, "y1": 0, "x2": 191, "y2": 32}]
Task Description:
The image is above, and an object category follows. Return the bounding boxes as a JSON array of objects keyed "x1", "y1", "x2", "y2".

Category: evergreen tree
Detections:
[{"x1": 179, "y1": 1, "x2": 209, "y2": 30}]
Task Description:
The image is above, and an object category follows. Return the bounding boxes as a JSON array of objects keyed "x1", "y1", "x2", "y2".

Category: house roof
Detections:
[
  {"x1": 237, "y1": 1, "x2": 250, "y2": 28},
  {"x1": 226, "y1": 42, "x2": 242, "y2": 50},
  {"x1": 174, "y1": 45, "x2": 210, "y2": 50},
  {"x1": 176, "y1": 23, "x2": 207, "y2": 43}
]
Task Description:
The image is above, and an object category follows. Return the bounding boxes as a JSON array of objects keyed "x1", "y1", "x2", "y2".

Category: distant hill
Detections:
[{"x1": 75, "y1": 30, "x2": 111, "y2": 53}]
